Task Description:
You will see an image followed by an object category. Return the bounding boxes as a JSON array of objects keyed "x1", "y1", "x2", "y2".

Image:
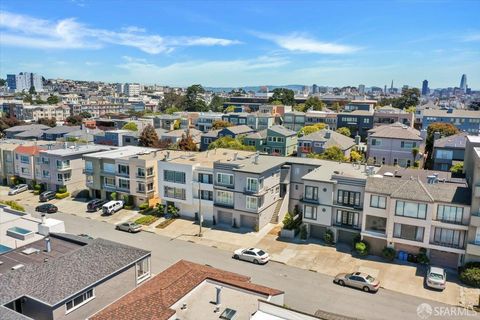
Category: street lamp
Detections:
[{"x1": 197, "y1": 181, "x2": 203, "y2": 237}]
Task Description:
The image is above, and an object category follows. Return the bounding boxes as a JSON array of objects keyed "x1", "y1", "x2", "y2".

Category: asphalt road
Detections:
[{"x1": 44, "y1": 211, "x2": 478, "y2": 320}]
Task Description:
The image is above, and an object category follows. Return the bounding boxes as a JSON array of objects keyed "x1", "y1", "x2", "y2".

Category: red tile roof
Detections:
[
  {"x1": 90, "y1": 260, "x2": 283, "y2": 320},
  {"x1": 14, "y1": 145, "x2": 43, "y2": 156}
]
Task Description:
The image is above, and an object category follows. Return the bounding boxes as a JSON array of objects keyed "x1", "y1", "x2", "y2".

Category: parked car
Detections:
[
  {"x1": 233, "y1": 248, "x2": 270, "y2": 264},
  {"x1": 8, "y1": 184, "x2": 28, "y2": 195},
  {"x1": 334, "y1": 272, "x2": 380, "y2": 292},
  {"x1": 425, "y1": 266, "x2": 446, "y2": 290},
  {"x1": 87, "y1": 199, "x2": 108, "y2": 212},
  {"x1": 39, "y1": 191, "x2": 56, "y2": 202},
  {"x1": 115, "y1": 222, "x2": 142, "y2": 233},
  {"x1": 102, "y1": 200, "x2": 124, "y2": 215},
  {"x1": 78, "y1": 234, "x2": 94, "y2": 240},
  {"x1": 35, "y1": 203, "x2": 58, "y2": 214}
]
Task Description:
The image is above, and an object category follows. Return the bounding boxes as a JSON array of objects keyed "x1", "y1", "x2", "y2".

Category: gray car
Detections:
[
  {"x1": 115, "y1": 222, "x2": 142, "y2": 233},
  {"x1": 334, "y1": 272, "x2": 380, "y2": 292},
  {"x1": 8, "y1": 184, "x2": 28, "y2": 195}
]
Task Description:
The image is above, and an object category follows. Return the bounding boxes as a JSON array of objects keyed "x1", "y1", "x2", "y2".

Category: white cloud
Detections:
[
  {"x1": 255, "y1": 32, "x2": 359, "y2": 54},
  {"x1": 463, "y1": 33, "x2": 480, "y2": 42},
  {"x1": 0, "y1": 11, "x2": 240, "y2": 54}
]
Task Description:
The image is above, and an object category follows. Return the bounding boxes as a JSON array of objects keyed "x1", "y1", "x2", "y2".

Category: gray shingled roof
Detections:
[
  {"x1": 299, "y1": 129, "x2": 355, "y2": 150},
  {"x1": 222, "y1": 125, "x2": 254, "y2": 135},
  {"x1": 433, "y1": 132, "x2": 467, "y2": 149},
  {"x1": 268, "y1": 125, "x2": 296, "y2": 137},
  {"x1": 4, "y1": 124, "x2": 50, "y2": 132},
  {"x1": 0, "y1": 238, "x2": 150, "y2": 308},
  {"x1": 368, "y1": 122, "x2": 422, "y2": 140},
  {"x1": 13, "y1": 128, "x2": 46, "y2": 138},
  {"x1": 245, "y1": 129, "x2": 267, "y2": 140},
  {"x1": 43, "y1": 126, "x2": 81, "y2": 135}
]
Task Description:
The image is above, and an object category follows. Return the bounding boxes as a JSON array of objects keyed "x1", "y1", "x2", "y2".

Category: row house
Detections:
[
  {"x1": 432, "y1": 132, "x2": 467, "y2": 172},
  {"x1": 21, "y1": 105, "x2": 71, "y2": 121},
  {"x1": 258, "y1": 104, "x2": 292, "y2": 116},
  {"x1": 195, "y1": 112, "x2": 223, "y2": 132},
  {"x1": 243, "y1": 125, "x2": 298, "y2": 156},
  {"x1": 373, "y1": 106, "x2": 414, "y2": 127},
  {"x1": 221, "y1": 112, "x2": 278, "y2": 131},
  {"x1": 336, "y1": 110, "x2": 374, "y2": 140},
  {"x1": 363, "y1": 175, "x2": 471, "y2": 268},
  {"x1": 13, "y1": 145, "x2": 44, "y2": 185},
  {"x1": 422, "y1": 109, "x2": 480, "y2": 135},
  {"x1": 199, "y1": 125, "x2": 254, "y2": 151},
  {"x1": 304, "y1": 111, "x2": 338, "y2": 130},
  {"x1": 70, "y1": 104, "x2": 129, "y2": 118},
  {"x1": 297, "y1": 129, "x2": 355, "y2": 158},
  {"x1": 283, "y1": 112, "x2": 305, "y2": 132}
]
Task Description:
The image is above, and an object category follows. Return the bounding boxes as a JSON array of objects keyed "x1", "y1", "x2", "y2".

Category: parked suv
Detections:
[
  {"x1": 39, "y1": 191, "x2": 56, "y2": 202},
  {"x1": 102, "y1": 200, "x2": 124, "y2": 215},
  {"x1": 87, "y1": 199, "x2": 108, "y2": 212},
  {"x1": 8, "y1": 184, "x2": 28, "y2": 195}
]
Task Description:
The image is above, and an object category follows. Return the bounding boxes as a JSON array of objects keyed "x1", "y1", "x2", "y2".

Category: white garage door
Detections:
[
  {"x1": 217, "y1": 211, "x2": 232, "y2": 226},
  {"x1": 240, "y1": 215, "x2": 257, "y2": 229}
]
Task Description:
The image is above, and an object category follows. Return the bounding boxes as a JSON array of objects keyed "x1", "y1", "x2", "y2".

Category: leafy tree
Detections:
[
  {"x1": 425, "y1": 122, "x2": 459, "y2": 168},
  {"x1": 177, "y1": 132, "x2": 198, "y2": 151},
  {"x1": 331, "y1": 102, "x2": 341, "y2": 112},
  {"x1": 207, "y1": 136, "x2": 255, "y2": 151},
  {"x1": 350, "y1": 150, "x2": 363, "y2": 162},
  {"x1": 160, "y1": 92, "x2": 185, "y2": 112},
  {"x1": 305, "y1": 96, "x2": 325, "y2": 111},
  {"x1": 379, "y1": 88, "x2": 420, "y2": 110},
  {"x1": 224, "y1": 105, "x2": 235, "y2": 113},
  {"x1": 182, "y1": 84, "x2": 207, "y2": 112},
  {"x1": 336, "y1": 127, "x2": 351, "y2": 137},
  {"x1": 450, "y1": 162, "x2": 464, "y2": 174},
  {"x1": 165, "y1": 106, "x2": 180, "y2": 114},
  {"x1": 212, "y1": 120, "x2": 232, "y2": 130},
  {"x1": 139, "y1": 124, "x2": 159, "y2": 147},
  {"x1": 79, "y1": 111, "x2": 92, "y2": 118},
  {"x1": 33, "y1": 99, "x2": 47, "y2": 104},
  {"x1": 270, "y1": 100, "x2": 283, "y2": 106},
  {"x1": 65, "y1": 115, "x2": 83, "y2": 126},
  {"x1": 293, "y1": 103, "x2": 307, "y2": 112},
  {"x1": 122, "y1": 122, "x2": 138, "y2": 131},
  {"x1": 405, "y1": 106, "x2": 416, "y2": 114},
  {"x1": 412, "y1": 147, "x2": 420, "y2": 162},
  {"x1": 29, "y1": 86, "x2": 36, "y2": 95},
  {"x1": 0, "y1": 117, "x2": 25, "y2": 133},
  {"x1": 173, "y1": 119, "x2": 181, "y2": 130},
  {"x1": 46, "y1": 94, "x2": 60, "y2": 105},
  {"x1": 298, "y1": 123, "x2": 326, "y2": 137},
  {"x1": 308, "y1": 146, "x2": 346, "y2": 162},
  {"x1": 209, "y1": 95, "x2": 226, "y2": 112},
  {"x1": 0, "y1": 79, "x2": 6, "y2": 86},
  {"x1": 37, "y1": 117, "x2": 57, "y2": 127},
  {"x1": 268, "y1": 88, "x2": 295, "y2": 106},
  {"x1": 23, "y1": 94, "x2": 33, "y2": 104}
]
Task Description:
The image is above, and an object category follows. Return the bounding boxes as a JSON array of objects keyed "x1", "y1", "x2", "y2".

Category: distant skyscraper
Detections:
[
  {"x1": 358, "y1": 84, "x2": 365, "y2": 94},
  {"x1": 421, "y1": 80, "x2": 429, "y2": 96},
  {"x1": 6, "y1": 72, "x2": 43, "y2": 92},
  {"x1": 312, "y1": 84, "x2": 318, "y2": 94},
  {"x1": 460, "y1": 74, "x2": 467, "y2": 92}
]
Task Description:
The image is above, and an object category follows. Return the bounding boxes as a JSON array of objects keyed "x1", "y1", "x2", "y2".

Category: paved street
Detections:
[{"x1": 44, "y1": 211, "x2": 478, "y2": 320}]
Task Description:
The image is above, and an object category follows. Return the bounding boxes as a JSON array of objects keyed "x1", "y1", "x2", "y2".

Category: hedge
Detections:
[
  {"x1": 139, "y1": 202, "x2": 150, "y2": 211},
  {"x1": 55, "y1": 192, "x2": 70, "y2": 199},
  {"x1": 459, "y1": 268, "x2": 480, "y2": 288},
  {"x1": 0, "y1": 200, "x2": 25, "y2": 212},
  {"x1": 135, "y1": 215, "x2": 158, "y2": 226}
]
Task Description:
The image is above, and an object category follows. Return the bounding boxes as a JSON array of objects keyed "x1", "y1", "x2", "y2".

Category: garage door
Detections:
[
  {"x1": 217, "y1": 211, "x2": 232, "y2": 226},
  {"x1": 337, "y1": 230, "x2": 357, "y2": 245},
  {"x1": 430, "y1": 250, "x2": 459, "y2": 269},
  {"x1": 364, "y1": 236, "x2": 387, "y2": 256},
  {"x1": 310, "y1": 225, "x2": 327, "y2": 239},
  {"x1": 240, "y1": 215, "x2": 257, "y2": 230}
]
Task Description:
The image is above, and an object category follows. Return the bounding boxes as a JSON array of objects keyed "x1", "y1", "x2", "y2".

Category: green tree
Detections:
[
  {"x1": 46, "y1": 94, "x2": 60, "y2": 105},
  {"x1": 297, "y1": 123, "x2": 326, "y2": 137},
  {"x1": 450, "y1": 162, "x2": 464, "y2": 174},
  {"x1": 177, "y1": 131, "x2": 198, "y2": 151},
  {"x1": 405, "y1": 106, "x2": 416, "y2": 114},
  {"x1": 336, "y1": 127, "x2": 351, "y2": 137},
  {"x1": 293, "y1": 103, "x2": 307, "y2": 112},
  {"x1": 412, "y1": 147, "x2": 420, "y2": 163},
  {"x1": 270, "y1": 100, "x2": 283, "y2": 105},
  {"x1": 79, "y1": 111, "x2": 92, "y2": 118},
  {"x1": 425, "y1": 122, "x2": 459, "y2": 168},
  {"x1": 182, "y1": 84, "x2": 207, "y2": 112},
  {"x1": 0, "y1": 79, "x2": 6, "y2": 86},
  {"x1": 350, "y1": 150, "x2": 363, "y2": 162},
  {"x1": 65, "y1": 115, "x2": 83, "y2": 126},
  {"x1": 224, "y1": 105, "x2": 236, "y2": 113},
  {"x1": 160, "y1": 92, "x2": 185, "y2": 112},
  {"x1": 122, "y1": 122, "x2": 138, "y2": 131},
  {"x1": 28, "y1": 86, "x2": 36, "y2": 95},
  {"x1": 379, "y1": 88, "x2": 420, "y2": 110},
  {"x1": 331, "y1": 102, "x2": 341, "y2": 112},
  {"x1": 23, "y1": 94, "x2": 33, "y2": 104},
  {"x1": 207, "y1": 136, "x2": 255, "y2": 151},
  {"x1": 165, "y1": 106, "x2": 180, "y2": 114},
  {"x1": 37, "y1": 117, "x2": 57, "y2": 127},
  {"x1": 308, "y1": 146, "x2": 346, "y2": 162},
  {"x1": 139, "y1": 124, "x2": 159, "y2": 147},
  {"x1": 212, "y1": 120, "x2": 233, "y2": 130},
  {"x1": 268, "y1": 88, "x2": 295, "y2": 106},
  {"x1": 209, "y1": 95, "x2": 226, "y2": 112},
  {"x1": 305, "y1": 96, "x2": 325, "y2": 111}
]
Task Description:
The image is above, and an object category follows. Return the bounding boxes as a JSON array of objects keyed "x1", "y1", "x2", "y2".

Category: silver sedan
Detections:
[
  {"x1": 115, "y1": 222, "x2": 142, "y2": 233},
  {"x1": 334, "y1": 272, "x2": 380, "y2": 292},
  {"x1": 233, "y1": 248, "x2": 270, "y2": 264}
]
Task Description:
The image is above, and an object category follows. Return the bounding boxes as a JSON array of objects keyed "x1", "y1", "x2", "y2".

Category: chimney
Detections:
[
  {"x1": 253, "y1": 152, "x2": 259, "y2": 164},
  {"x1": 325, "y1": 130, "x2": 331, "y2": 139},
  {"x1": 355, "y1": 134, "x2": 361, "y2": 145},
  {"x1": 215, "y1": 286, "x2": 222, "y2": 306},
  {"x1": 233, "y1": 152, "x2": 238, "y2": 161},
  {"x1": 44, "y1": 237, "x2": 51, "y2": 253}
]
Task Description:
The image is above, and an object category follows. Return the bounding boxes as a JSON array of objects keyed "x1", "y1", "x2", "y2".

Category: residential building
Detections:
[
  {"x1": 363, "y1": 174, "x2": 470, "y2": 268},
  {"x1": 258, "y1": 104, "x2": 292, "y2": 116},
  {"x1": 200, "y1": 125, "x2": 255, "y2": 150},
  {"x1": 283, "y1": 111, "x2": 305, "y2": 131},
  {"x1": 305, "y1": 111, "x2": 338, "y2": 130},
  {"x1": 13, "y1": 145, "x2": 44, "y2": 185},
  {"x1": 422, "y1": 109, "x2": 480, "y2": 135},
  {"x1": 84, "y1": 146, "x2": 166, "y2": 205},
  {"x1": 4, "y1": 124, "x2": 50, "y2": 139},
  {"x1": 159, "y1": 128, "x2": 202, "y2": 147},
  {"x1": 337, "y1": 110, "x2": 374, "y2": 141},
  {"x1": 343, "y1": 100, "x2": 375, "y2": 113},
  {"x1": 90, "y1": 260, "x2": 284, "y2": 320},
  {"x1": 123, "y1": 83, "x2": 141, "y2": 96},
  {"x1": 366, "y1": 122, "x2": 423, "y2": 166},
  {"x1": 63, "y1": 128, "x2": 102, "y2": 143},
  {"x1": 121, "y1": 131, "x2": 140, "y2": 146},
  {"x1": 1, "y1": 101, "x2": 25, "y2": 118},
  {"x1": 222, "y1": 113, "x2": 278, "y2": 131},
  {"x1": 0, "y1": 233, "x2": 151, "y2": 320},
  {"x1": 42, "y1": 126, "x2": 81, "y2": 141},
  {"x1": 93, "y1": 130, "x2": 135, "y2": 146},
  {"x1": 297, "y1": 129, "x2": 355, "y2": 158},
  {"x1": 200, "y1": 129, "x2": 221, "y2": 151},
  {"x1": 373, "y1": 106, "x2": 414, "y2": 127},
  {"x1": 6, "y1": 72, "x2": 43, "y2": 92},
  {"x1": 432, "y1": 132, "x2": 467, "y2": 171},
  {"x1": 158, "y1": 149, "x2": 255, "y2": 222},
  {"x1": 244, "y1": 125, "x2": 297, "y2": 156},
  {"x1": 37, "y1": 144, "x2": 111, "y2": 192},
  {"x1": 21, "y1": 105, "x2": 71, "y2": 122},
  {"x1": 196, "y1": 112, "x2": 223, "y2": 132},
  {"x1": 152, "y1": 114, "x2": 182, "y2": 131}
]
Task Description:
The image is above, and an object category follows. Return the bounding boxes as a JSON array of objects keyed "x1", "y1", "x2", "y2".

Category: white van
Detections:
[{"x1": 102, "y1": 200, "x2": 124, "y2": 215}]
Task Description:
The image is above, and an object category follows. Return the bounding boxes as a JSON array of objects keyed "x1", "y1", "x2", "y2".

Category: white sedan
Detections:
[{"x1": 233, "y1": 248, "x2": 270, "y2": 264}]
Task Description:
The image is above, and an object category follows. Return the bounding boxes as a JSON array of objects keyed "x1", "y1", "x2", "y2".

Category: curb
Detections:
[{"x1": 270, "y1": 259, "x2": 286, "y2": 265}]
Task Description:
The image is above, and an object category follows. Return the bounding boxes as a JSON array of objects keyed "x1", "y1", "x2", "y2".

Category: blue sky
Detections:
[{"x1": 1, "y1": 0, "x2": 479, "y2": 88}]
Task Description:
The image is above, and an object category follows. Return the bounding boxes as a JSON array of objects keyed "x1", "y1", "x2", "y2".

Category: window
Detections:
[
  {"x1": 146, "y1": 167, "x2": 154, "y2": 176},
  {"x1": 65, "y1": 289, "x2": 94, "y2": 313},
  {"x1": 137, "y1": 182, "x2": 145, "y2": 192},
  {"x1": 336, "y1": 210, "x2": 359, "y2": 227},
  {"x1": 337, "y1": 190, "x2": 361, "y2": 207},
  {"x1": 147, "y1": 182, "x2": 154, "y2": 191},
  {"x1": 436, "y1": 150, "x2": 453, "y2": 160},
  {"x1": 85, "y1": 161, "x2": 93, "y2": 171},
  {"x1": 246, "y1": 177, "x2": 261, "y2": 192},
  {"x1": 118, "y1": 164, "x2": 129, "y2": 175},
  {"x1": 393, "y1": 223, "x2": 424, "y2": 242},
  {"x1": 216, "y1": 173, "x2": 234, "y2": 186},
  {"x1": 118, "y1": 178, "x2": 130, "y2": 190},
  {"x1": 304, "y1": 205, "x2": 317, "y2": 220},
  {"x1": 42, "y1": 170, "x2": 50, "y2": 178},
  {"x1": 86, "y1": 175, "x2": 93, "y2": 184},
  {"x1": 200, "y1": 190, "x2": 213, "y2": 201},
  {"x1": 164, "y1": 170, "x2": 186, "y2": 184},
  {"x1": 20, "y1": 155, "x2": 29, "y2": 164},
  {"x1": 42, "y1": 157, "x2": 50, "y2": 164},
  {"x1": 104, "y1": 177, "x2": 115, "y2": 187},
  {"x1": 137, "y1": 167, "x2": 145, "y2": 177},
  {"x1": 21, "y1": 167, "x2": 30, "y2": 174},
  {"x1": 136, "y1": 257, "x2": 150, "y2": 283},
  {"x1": 199, "y1": 173, "x2": 213, "y2": 184},
  {"x1": 433, "y1": 228, "x2": 465, "y2": 248},
  {"x1": 304, "y1": 186, "x2": 318, "y2": 201},
  {"x1": 370, "y1": 139, "x2": 381, "y2": 146},
  {"x1": 164, "y1": 186, "x2": 186, "y2": 200},
  {"x1": 437, "y1": 205, "x2": 464, "y2": 224},
  {"x1": 57, "y1": 160, "x2": 70, "y2": 169},
  {"x1": 401, "y1": 141, "x2": 417, "y2": 149},
  {"x1": 215, "y1": 190, "x2": 234, "y2": 206},
  {"x1": 370, "y1": 195, "x2": 386, "y2": 209},
  {"x1": 395, "y1": 201, "x2": 427, "y2": 219},
  {"x1": 103, "y1": 163, "x2": 115, "y2": 173},
  {"x1": 363, "y1": 118, "x2": 370, "y2": 124},
  {"x1": 246, "y1": 196, "x2": 258, "y2": 210},
  {"x1": 57, "y1": 172, "x2": 71, "y2": 182}
]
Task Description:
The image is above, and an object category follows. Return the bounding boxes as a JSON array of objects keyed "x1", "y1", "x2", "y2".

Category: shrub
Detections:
[
  {"x1": 124, "y1": 205, "x2": 133, "y2": 210},
  {"x1": 135, "y1": 215, "x2": 158, "y2": 226},
  {"x1": 282, "y1": 211, "x2": 301, "y2": 231},
  {"x1": 459, "y1": 268, "x2": 480, "y2": 288},
  {"x1": 139, "y1": 202, "x2": 150, "y2": 211},
  {"x1": 324, "y1": 229, "x2": 334, "y2": 245},
  {"x1": 167, "y1": 205, "x2": 179, "y2": 218},
  {"x1": 417, "y1": 252, "x2": 430, "y2": 264},
  {"x1": 156, "y1": 204, "x2": 165, "y2": 216},
  {"x1": 34, "y1": 190, "x2": 40, "y2": 195},
  {"x1": 58, "y1": 186, "x2": 67, "y2": 194},
  {"x1": 299, "y1": 224, "x2": 307, "y2": 240},
  {"x1": 0, "y1": 200, "x2": 25, "y2": 212},
  {"x1": 382, "y1": 247, "x2": 396, "y2": 261},
  {"x1": 55, "y1": 192, "x2": 70, "y2": 199},
  {"x1": 110, "y1": 192, "x2": 117, "y2": 200},
  {"x1": 355, "y1": 241, "x2": 369, "y2": 256},
  {"x1": 34, "y1": 184, "x2": 42, "y2": 191}
]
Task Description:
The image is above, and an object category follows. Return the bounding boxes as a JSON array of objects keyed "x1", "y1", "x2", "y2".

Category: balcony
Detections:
[
  {"x1": 83, "y1": 168, "x2": 94, "y2": 174},
  {"x1": 103, "y1": 184, "x2": 116, "y2": 191},
  {"x1": 429, "y1": 241, "x2": 464, "y2": 250},
  {"x1": 101, "y1": 170, "x2": 116, "y2": 176},
  {"x1": 214, "y1": 202, "x2": 234, "y2": 209},
  {"x1": 214, "y1": 183, "x2": 234, "y2": 189},
  {"x1": 466, "y1": 242, "x2": 480, "y2": 256},
  {"x1": 56, "y1": 165, "x2": 71, "y2": 171},
  {"x1": 362, "y1": 229, "x2": 387, "y2": 238},
  {"x1": 471, "y1": 212, "x2": 480, "y2": 227},
  {"x1": 117, "y1": 185, "x2": 130, "y2": 192},
  {"x1": 300, "y1": 197, "x2": 320, "y2": 204}
]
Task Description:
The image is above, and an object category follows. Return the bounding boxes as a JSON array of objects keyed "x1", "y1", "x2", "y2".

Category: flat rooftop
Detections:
[
  {"x1": 84, "y1": 146, "x2": 161, "y2": 160},
  {"x1": 40, "y1": 144, "x2": 111, "y2": 156},
  {"x1": 168, "y1": 149, "x2": 256, "y2": 168}
]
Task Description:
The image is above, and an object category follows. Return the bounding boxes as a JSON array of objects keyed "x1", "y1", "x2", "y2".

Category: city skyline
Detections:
[{"x1": 0, "y1": 0, "x2": 479, "y2": 88}]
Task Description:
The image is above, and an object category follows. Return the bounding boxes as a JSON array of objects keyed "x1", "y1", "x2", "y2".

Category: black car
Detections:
[
  {"x1": 39, "y1": 191, "x2": 56, "y2": 202},
  {"x1": 36, "y1": 203, "x2": 58, "y2": 214},
  {"x1": 87, "y1": 199, "x2": 108, "y2": 212}
]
